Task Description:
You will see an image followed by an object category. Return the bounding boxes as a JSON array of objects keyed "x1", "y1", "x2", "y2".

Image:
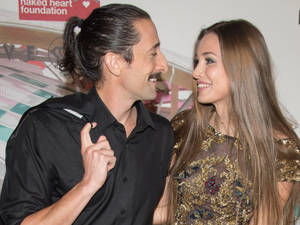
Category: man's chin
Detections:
[{"x1": 143, "y1": 92, "x2": 157, "y2": 101}]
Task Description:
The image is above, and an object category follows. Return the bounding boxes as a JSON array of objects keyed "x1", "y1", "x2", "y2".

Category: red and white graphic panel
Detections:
[{"x1": 19, "y1": 0, "x2": 100, "y2": 21}]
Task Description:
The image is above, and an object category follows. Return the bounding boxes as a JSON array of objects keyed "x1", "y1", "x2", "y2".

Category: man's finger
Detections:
[
  {"x1": 94, "y1": 136, "x2": 111, "y2": 150},
  {"x1": 80, "y1": 122, "x2": 97, "y2": 153},
  {"x1": 97, "y1": 135, "x2": 107, "y2": 143},
  {"x1": 106, "y1": 156, "x2": 116, "y2": 171},
  {"x1": 98, "y1": 149, "x2": 115, "y2": 157}
]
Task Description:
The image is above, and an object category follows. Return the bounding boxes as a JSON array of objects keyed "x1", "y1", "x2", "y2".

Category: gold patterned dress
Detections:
[{"x1": 171, "y1": 112, "x2": 300, "y2": 225}]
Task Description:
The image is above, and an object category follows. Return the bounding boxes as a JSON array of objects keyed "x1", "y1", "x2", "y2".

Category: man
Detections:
[{"x1": 0, "y1": 4, "x2": 173, "y2": 225}]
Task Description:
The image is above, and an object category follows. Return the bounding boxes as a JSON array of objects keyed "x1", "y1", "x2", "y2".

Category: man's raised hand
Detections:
[{"x1": 80, "y1": 122, "x2": 116, "y2": 194}]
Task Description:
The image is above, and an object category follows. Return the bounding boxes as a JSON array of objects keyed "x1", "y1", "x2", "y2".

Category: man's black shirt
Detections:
[{"x1": 0, "y1": 87, "x2": 174, "y2": 225}]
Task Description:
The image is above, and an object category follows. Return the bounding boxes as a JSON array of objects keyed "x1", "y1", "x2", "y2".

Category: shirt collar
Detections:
[
  {"x1": 43, "y1": 86, "x2": 156, "y2": 131},
  {"x1": 86, "y1": 87, "x2": 156, "y2": 131}
]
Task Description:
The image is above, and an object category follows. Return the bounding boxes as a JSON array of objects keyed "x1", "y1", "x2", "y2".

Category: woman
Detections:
[{"x1": 154, "y1": 19, "x2": 300, "y2": 225}]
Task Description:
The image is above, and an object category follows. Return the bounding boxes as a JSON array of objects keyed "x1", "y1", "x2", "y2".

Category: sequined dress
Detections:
[{"x1": 171, "y1": 111, "x2": 300, "y2": 225}]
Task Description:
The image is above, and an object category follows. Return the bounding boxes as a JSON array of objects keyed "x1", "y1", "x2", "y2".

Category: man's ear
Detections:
[{"x1": 103, "y1": 52, "x2": 123, "y2": 76}]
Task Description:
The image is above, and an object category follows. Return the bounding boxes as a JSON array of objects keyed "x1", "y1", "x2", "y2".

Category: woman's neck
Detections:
[{"x1": 210, "y1": 110, "x2": 235, "y2": 137}]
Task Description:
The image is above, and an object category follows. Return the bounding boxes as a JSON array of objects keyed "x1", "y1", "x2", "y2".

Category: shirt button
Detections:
[
  {"x1": 121, "y1": 209, "x2": 126, "y2": 216},
  {"x1": 123, "y1": 176, "x2": 128, "y2": 183}
]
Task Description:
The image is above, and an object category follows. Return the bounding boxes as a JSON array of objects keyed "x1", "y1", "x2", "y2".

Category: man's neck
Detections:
[{"x1": 96, "y1": 86, "x2": 137, "y2": 137}]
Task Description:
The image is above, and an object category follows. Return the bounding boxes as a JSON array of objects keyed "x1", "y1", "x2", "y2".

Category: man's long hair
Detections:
[{"x1": 59, "y1": 4, "x2": 150, "y2": 83}]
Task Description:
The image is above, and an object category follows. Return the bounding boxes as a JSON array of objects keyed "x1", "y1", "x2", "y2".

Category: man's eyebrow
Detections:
[{"x1": 147, "y1": 42, "x2": 161, "y2": 52}]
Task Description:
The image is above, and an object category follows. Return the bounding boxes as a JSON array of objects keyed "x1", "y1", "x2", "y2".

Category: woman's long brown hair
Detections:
[{"x1": 167, "y1": 19, "x2": 300, "y2": 224}]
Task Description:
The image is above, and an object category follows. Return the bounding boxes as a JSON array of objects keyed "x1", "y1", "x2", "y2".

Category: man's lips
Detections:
[{"x1": 148, "y1": 73, "x2": 162, "y2": 82}]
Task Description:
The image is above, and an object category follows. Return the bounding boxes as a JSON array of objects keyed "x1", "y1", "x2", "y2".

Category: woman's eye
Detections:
[
  {"x1": 205, "y1": 57, "x2": 215, "y2": 64},
  {"x1": 193, "y1": 58, "x2": 199, "y2": 68},
  {"x1": 151, "y1": 52, "x2": 158, "y2": 57}
]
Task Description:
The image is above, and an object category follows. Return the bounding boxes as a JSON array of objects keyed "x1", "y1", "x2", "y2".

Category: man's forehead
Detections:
[{"x1": 134, "y1": 19, "x2": 160, "y2": 50}]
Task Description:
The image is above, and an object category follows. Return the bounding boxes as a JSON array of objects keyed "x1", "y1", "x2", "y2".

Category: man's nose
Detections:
[{"x1": 156, "y1": 52, "x2": 168, "y2": 74}]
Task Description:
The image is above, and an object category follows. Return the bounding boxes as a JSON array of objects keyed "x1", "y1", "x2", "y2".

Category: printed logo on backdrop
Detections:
[{"x1": 19, "y1": 0, "x2": 100, "y2": 21}]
